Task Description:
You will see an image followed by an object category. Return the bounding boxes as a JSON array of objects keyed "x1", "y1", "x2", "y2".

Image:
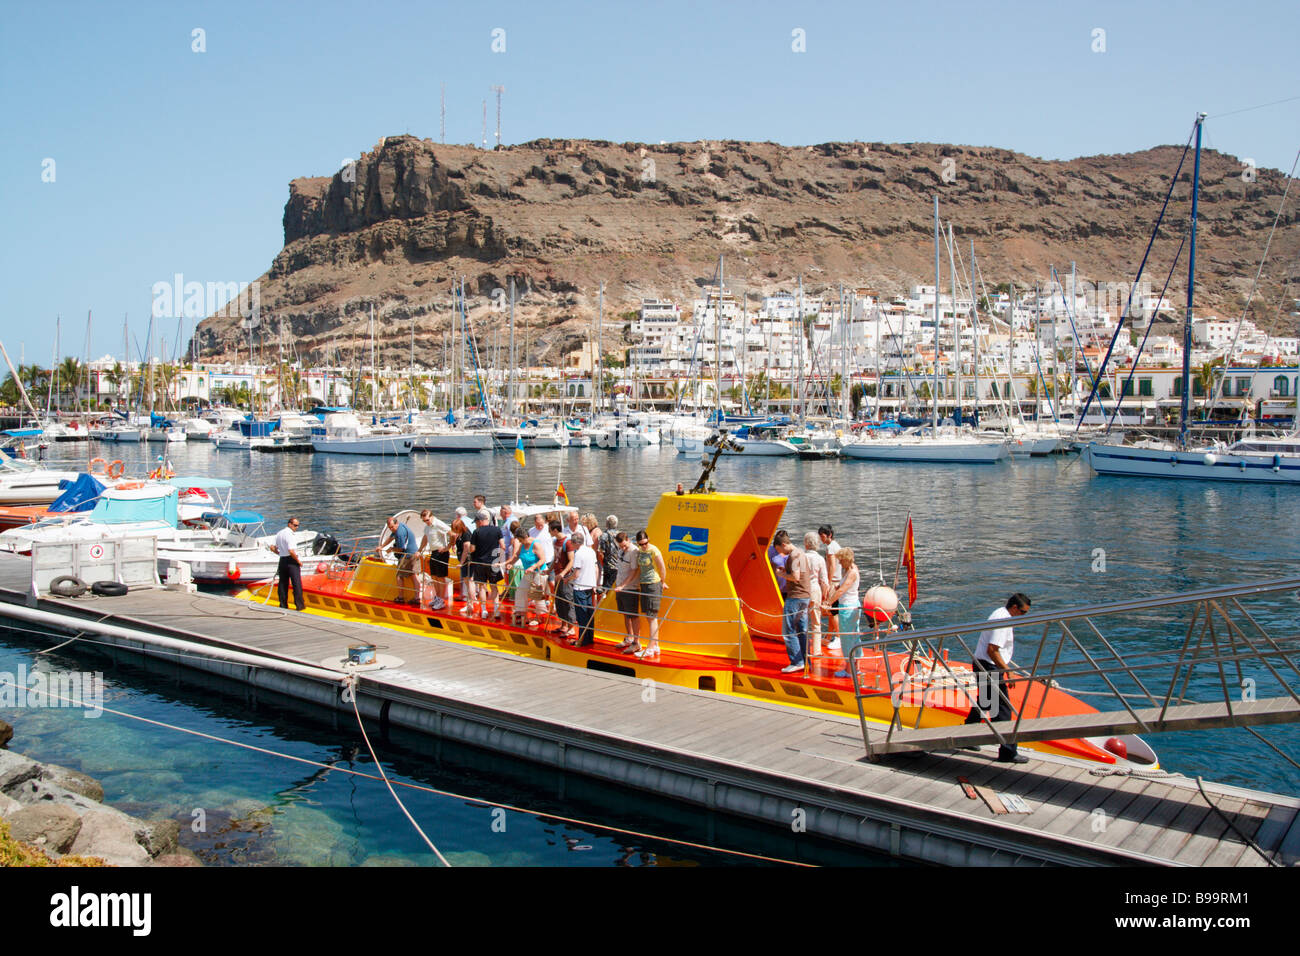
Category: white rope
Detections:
[
  {"x1": 876, "y1": 501, "x2": 884, "y2": 585},
  {"x1": 344, "y1": 675, "x2": 450, "y2": 865}
]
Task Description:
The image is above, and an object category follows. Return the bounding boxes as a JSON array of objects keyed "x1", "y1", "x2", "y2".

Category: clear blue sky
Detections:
[{"x1": 3, "y1": 0, "x2": 1296, "y2": 364}]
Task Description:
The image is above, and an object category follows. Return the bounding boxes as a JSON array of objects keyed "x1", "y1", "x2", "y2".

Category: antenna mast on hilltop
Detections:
[
  {"x1": 440, "y1": 83, "x2": 446, "y2": 144},
  {"x1": 490, "y1": 85, "x2": 505, "y2": 148}
]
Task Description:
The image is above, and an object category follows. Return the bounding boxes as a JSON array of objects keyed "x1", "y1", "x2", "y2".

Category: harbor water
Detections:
[{"x1": 4, "y1": 440, "x2": 1299, "y2": 864}]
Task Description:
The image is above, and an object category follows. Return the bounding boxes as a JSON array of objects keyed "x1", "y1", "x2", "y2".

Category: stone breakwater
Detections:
[{"x1": 0, "y1": 718, "x2": 198, "y2": 867}]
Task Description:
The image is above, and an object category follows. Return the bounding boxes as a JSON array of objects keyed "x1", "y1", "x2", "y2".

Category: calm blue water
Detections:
[
  {"x1": 4, "y1": 439, "x2": 1297, "y2": 864},
  {"x1": 0, "y1": 628, "x2": 870, "y2": 866}
]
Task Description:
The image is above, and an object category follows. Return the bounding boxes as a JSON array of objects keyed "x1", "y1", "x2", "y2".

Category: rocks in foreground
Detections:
[{"x1": 0, "y1": 749, "x2": 198, "y2": 867}]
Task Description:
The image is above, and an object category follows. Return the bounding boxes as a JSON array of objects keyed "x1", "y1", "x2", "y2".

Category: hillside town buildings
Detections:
[{"x1": 34, "y1": 285, "x2": 1300, "y2": 423}]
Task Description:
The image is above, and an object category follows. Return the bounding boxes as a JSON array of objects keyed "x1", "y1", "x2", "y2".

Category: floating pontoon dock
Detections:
[{"x1": 0, "y1": 552, "x2": 1295, "y2": 867}]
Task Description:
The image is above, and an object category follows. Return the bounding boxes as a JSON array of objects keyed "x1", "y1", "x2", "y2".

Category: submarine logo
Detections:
[{"x1": 668, "y1": 525, "x2": 709, "y2": 557}]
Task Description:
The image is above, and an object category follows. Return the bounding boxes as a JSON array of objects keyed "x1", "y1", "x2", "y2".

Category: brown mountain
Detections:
[{"x1": 194, "y1": 134, "x2": 1298, "y2": 365}]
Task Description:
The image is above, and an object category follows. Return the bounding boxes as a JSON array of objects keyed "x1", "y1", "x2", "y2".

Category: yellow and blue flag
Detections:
[{"x1": 514, "y1": 435, "x2": 526, "y2": 468}]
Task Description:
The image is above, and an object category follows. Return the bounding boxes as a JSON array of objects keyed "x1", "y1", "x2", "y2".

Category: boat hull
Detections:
[
  {"x1": 841, "y1": 440, "x2": 1008, "y2": 463},
  {"x1": 311, "y1": 436, "x2": 414, "y2": 455},
  {"x1": 411, "y1": 432, "x2": 494, "y2": 452},
  {"x1": 674, "y1": 436, "x2": 799, "y2": 457},
  {"x1": 1085, "y1": 442, "x2": 1300, "y2": 483}
]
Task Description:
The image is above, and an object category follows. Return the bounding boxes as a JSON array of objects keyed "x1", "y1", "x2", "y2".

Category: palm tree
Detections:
[
  {"x1": 57, "y1": 357, "x2": 84, "y2": 408},
  {"x1": 275, "y1": 363, "x2": 303, "y2": 409},
  {"x1": 850, "y1": 383, "x2": 868, "y2": 418},
  {"x1": 400, "y1": 380, "x2": 428, "y2": 410},
  {"x1": 108, "y1": 362, "x2": 130, "y2": 407},
  {"x1": 20, "y1": 364, "x2": 49, "y2": 396},
  {"x1": 155, "y1": 363, "x2": 180, "y2": 410},
  {"x1": 0, "y1": 374, "x2": 21, "y2": 409},
  {"x1": 1194, "y1": 360, "x2": 1219, "y2": 409},
  {"x1": 352, "y1": 380, "x2": 374, "y2": 409}
]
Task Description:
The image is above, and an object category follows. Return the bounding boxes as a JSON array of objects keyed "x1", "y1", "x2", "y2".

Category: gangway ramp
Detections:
[
  {"x1": 870, "y1": 698, "x2": 1300, "y2": 755},
  {"x1": 850, "y1": 576, "x2": 1300, "y2": 763}
]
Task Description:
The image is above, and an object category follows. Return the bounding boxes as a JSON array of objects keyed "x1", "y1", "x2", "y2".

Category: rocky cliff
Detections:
[{"x1": 194, "y1": 135, "x2": 1298, "y2": 365}]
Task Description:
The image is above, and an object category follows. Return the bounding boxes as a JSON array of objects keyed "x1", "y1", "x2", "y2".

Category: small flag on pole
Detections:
[
  {"x1": 556, "y1": 482, "x2": 569, "y2": 506},
  {"x1": 902, "y1": 516, "x2": 917, "y2": 608},
  {"x1": 514, "y1": 436, "x2": 526, "y2": 468}
]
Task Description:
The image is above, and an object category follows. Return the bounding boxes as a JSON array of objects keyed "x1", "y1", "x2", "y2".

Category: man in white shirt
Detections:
[
  {"x1": 419, "y1": 509, "x2": 451, "y2": 609},
  {"x1": 565, "y1": 511, "x2": 589, "y2": 547},
  {"x1": 529, "y1": 513, "x2": 554, "y2": 565},
  {"x1": 567, "y1": 539, "x2": 600, "y2": 648},
  {"x1": 964, "y1": 592, "x2": 1031, "y2": 763},
  {"x1": 274, "y1": 516, "x2": 305, "y2": 611}
]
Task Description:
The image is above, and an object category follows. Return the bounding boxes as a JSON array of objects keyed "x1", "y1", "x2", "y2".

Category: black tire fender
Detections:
[
  {"x1": 90, "y1": 580, "x2": 129, "y2": 597},
  {"x1": 48, "y1": 575, "x2": 88, "y2": 598}
]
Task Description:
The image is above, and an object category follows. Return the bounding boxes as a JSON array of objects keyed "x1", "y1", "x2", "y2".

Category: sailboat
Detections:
[
  {"x1": 671, "y1": 258, "x2": 800, "y2": 458},
  {"x1": 406, "y1": 280, "x2": 494, "y2": 452},
  {"x1": 311, "y1": 306, "x2": 414, "y2": 456},
  {"x1": 842, "y1": 198, "x2": 1008, "y2": 464},
  {"x1": 1084, "y1": 114, "x2": 1300, "y2": 483}
]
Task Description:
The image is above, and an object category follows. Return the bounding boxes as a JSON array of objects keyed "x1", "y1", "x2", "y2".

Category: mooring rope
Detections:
[
  {"x1": 344, "y1": 674, "x2": 450, "y2": 866},
  {"x1": 1194, "y1": 775, "x2": 1280, "y2": 867}
]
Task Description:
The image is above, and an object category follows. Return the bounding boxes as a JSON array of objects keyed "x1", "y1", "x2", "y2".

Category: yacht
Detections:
[
  {"x1": 841, "y1": 424, "x2": 1009, "y2": 463},
  {"x1": 311, "y1": 412, "x2": 414, "y2": 455},
  {"x1": 0, "y1": 457, "x2": 85, "y2": 506}
]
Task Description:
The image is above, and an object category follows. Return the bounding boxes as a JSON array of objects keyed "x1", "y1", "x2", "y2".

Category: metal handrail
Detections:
[{"x1": 842, "y1": 578, "x2": 1300, "y2": 760}]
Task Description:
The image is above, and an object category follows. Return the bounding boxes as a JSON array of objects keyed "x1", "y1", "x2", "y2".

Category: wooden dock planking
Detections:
[
  {"x1": 1137, "y1": 799, "x2": 1216, "y2": 861},
  {"x1": 1057, "y1": 777, "x2": 1155, "y2": 843},
  {"x1": 1, "y1": 556, "x2": 1297, "y2": 868}
]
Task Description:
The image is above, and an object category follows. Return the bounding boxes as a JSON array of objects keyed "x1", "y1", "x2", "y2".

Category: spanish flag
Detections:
[
  {"x1": 902, "y1": 515, "x2": 917, "y2": 607},
  {"x1": 514, "y1": 435, "x2": 526, "y2": 468},
  {"x1": 556, "y1": 482, "x2": 569, "y2": 506}
]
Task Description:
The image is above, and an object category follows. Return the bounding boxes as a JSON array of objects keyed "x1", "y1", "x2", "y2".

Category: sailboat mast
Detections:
[
  {"x1": 1006, "y1": 284, "x2": 1018, "y2": 420},
  {"x1": 797, "y1": 274, "x2": 804, "y2": 419},
  {"x1": 873, "y1": 305, "x2": 882, "y2": 420},
  {"x1": 932, "y1": 196, "x2": 940, "y2": 429},
  {"x1": 84, "y1": 310, "x2": 92, "y2": 415},
  {"x1": 971, "y1": 241, "x2": 979, "y2": 424},
  {"x1": 715, "y1": 257, "x2": 724, "y2": 416},
  {"x1": 1034, "y1": 282, "x2": 1041, "y2": 420},
  {"x1": 948, "y1": 225, "x2": 959, "y2": 423},
  {"x1": 1178, "y1": 113, "x2": 1207, "y2": 450},
  {"x1": 508, "y1": 278, "x2": 516, "y2": 421},
  {"x1": 1070, "y1": 262, "x2": 1078, "y2": 412},
  {"x1": 597, "y1": 281, "x2": 604, "y2": 416},
  {"x1": 48, "y1": 318, "x2": 59, "y2": 419}
]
